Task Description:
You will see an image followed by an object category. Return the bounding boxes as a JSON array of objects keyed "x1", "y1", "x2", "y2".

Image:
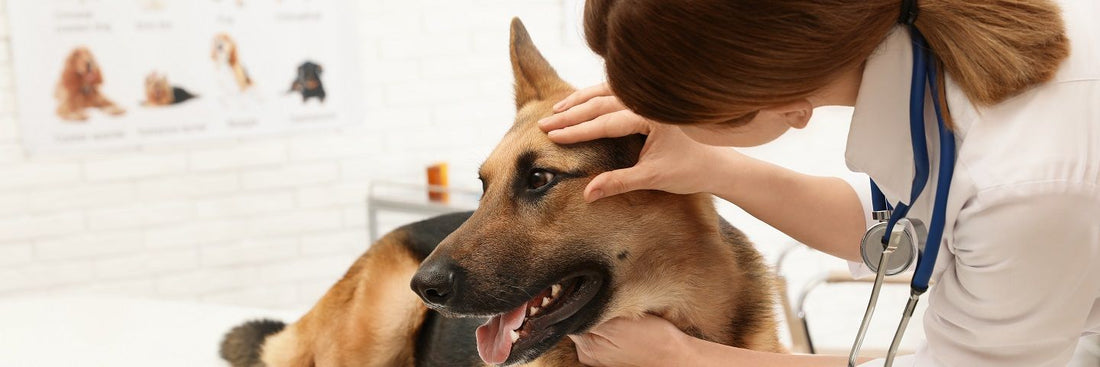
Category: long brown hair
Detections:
[{"x1": 584, "y1": 0, "x2": 1069, "y2": 126}]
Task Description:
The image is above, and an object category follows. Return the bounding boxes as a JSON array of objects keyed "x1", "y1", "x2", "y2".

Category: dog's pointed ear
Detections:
[{"x1": 510, "y1": 18, "x2": 571, "y2": 110}]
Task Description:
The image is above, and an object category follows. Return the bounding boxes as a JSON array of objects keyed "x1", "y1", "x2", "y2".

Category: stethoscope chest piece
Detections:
[{"x1": 859, "y1": 218, "x2": 925, "y2": 276}]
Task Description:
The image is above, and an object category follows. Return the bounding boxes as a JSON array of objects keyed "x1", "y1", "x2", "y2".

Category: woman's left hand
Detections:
[{"x1": 568, "y1": 314, "x2": 694, "y2": 367}]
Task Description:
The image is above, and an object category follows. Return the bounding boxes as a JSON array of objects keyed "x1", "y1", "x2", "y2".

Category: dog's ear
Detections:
[
  {"x1": 509, "y1": 18, "x2": 571, "y2": 110},
  {"x1": 88, "y1": 53, "x2": 103, "y2": 86},
  {"x1": 228, "y1": 39, "x2": 238, "y2": 66},
  {"x1": 60, "y1": 49, "x2": 82, "y2": 93}
]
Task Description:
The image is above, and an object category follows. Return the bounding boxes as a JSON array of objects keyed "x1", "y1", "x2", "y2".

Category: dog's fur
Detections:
[
  {"x1": 142, "y1": 72, "x2": 197, "y2": 106},
  {"x1": 55, "y1": 47, "x2": 125, "y2": 121},
  {"x1": 221, "y1": 18, "x2": 782, "y2": 367},
  {"x1": 212, "y1": 33, "x2": 253, "y2": 92},
  {"x1": 288, "y1": 61, "x2": 326, "y2": 103}
]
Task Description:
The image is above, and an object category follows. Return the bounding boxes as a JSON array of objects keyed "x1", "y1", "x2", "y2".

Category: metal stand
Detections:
[{"x1": 366, "y1": 181, "x2": 480, "y2": 242}]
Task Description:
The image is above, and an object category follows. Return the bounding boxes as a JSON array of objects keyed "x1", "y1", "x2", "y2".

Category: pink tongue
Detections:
[{"x1": 475, "y1": 303, "x2": 527, "y2": 365}]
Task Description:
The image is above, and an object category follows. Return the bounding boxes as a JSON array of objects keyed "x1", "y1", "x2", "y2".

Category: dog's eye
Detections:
[{"x1": 527, "y1": 170, "x2": 555, "y2": 190}]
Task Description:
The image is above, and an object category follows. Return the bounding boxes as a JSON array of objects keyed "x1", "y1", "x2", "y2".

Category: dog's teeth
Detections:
[
  {"x1": 510, "y1": 330, "x2": 520, "y2": 342},
  {"x1": 529, "y1": 306, "x2": 540, "y2": 316},
  {"x1": 541, "y1": 296, "x2": 551, "y2": 307},
  {"x1": 551, "y1": 284, "x2": 562, "y2": 298}
]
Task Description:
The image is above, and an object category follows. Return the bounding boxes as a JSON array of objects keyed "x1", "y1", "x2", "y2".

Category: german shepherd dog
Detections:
[{"x1": 221, "y1": 18, "x2": 782, "y2": 367}]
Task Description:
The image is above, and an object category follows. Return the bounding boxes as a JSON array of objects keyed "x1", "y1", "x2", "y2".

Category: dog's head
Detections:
[
  {"x1": 297, "y1": 61, "x2": 322, "y2": 89},
  {"x1": 61, "y1": 47, "x2": 102, "y2": 93},
  {"x1": 411, "y1": 18, "x2": 716, "y2": 366},
  {"x1": 144, "y1": 72, "x2": 171, "y2": 104},
  {"x1": 211, "y1": 33, "x2": 238, "y2": 65}
]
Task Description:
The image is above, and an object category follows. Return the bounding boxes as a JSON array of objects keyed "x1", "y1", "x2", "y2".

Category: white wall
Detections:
[{"x1": 0, "y1": 0, "x2": 607, "y2": 311}]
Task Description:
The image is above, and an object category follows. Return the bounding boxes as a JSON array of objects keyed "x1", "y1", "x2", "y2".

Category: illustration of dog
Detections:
[
  {"x1": 220, "y1": 18, "x2": 783, "y2": 367},
  {"x1": 211, "y1": 33, "x2": 253, "y2": 92},
  {"x1": 142, "y1": 72, "x2": 197, "y2": 106},
  {"x1": 288, "y1": 61, "x2": 325, "y2": 103},
  {"x1": 55, "y1": 47, "x2": 126, "y2": 121}
]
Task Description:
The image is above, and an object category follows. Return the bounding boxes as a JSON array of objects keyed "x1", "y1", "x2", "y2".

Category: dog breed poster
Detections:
[{"x1": 7, "y1": 0, "x2": 362, "y2": 153}]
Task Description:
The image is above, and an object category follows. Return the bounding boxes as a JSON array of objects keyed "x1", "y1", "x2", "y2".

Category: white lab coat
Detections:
[{"x1": 845, "y1": 1, "x2": 1100, "y2": 366}]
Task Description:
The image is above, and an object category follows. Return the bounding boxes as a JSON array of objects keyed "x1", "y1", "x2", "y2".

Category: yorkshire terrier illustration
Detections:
[{"x1": 142, "y1": 72, "x2": 198, "y2": 106}]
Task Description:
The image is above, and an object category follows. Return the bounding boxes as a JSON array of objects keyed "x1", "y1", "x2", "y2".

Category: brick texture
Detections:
[{"x1": 0, "y1": 0, "x2": 602, "y2": 310}]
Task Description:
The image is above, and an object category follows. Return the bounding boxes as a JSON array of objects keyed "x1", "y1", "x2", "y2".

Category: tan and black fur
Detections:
[
  {"x1": 221, "y1": 18, "x2": 783, "y2": 367},
  {"x1": 142, "y1": 72, "x2": 197, "y2": 107}
]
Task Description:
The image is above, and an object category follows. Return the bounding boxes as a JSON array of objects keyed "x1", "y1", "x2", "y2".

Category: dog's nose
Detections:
[{"x1": 411, "y1": 258, "x2": 463, "y2": 306}]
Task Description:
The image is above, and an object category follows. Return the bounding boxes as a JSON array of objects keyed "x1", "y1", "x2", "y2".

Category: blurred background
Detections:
[{"x1": 0, "y1": 0, "x2": 1095, "y2": 366}]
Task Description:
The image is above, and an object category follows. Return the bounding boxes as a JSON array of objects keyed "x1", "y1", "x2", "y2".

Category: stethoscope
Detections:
[{"x1": 846, "y1": 24, "x2": 957, "y2": 367}]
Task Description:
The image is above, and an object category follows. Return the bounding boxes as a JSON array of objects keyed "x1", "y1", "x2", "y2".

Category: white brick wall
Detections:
[{"x1": 0, "y1": 0, "x2": 602, "y2": 310}]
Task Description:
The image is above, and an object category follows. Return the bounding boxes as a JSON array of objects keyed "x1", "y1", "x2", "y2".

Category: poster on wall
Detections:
[{"x1": 7, "y1": 0, "x2": 363, "y2": 153}]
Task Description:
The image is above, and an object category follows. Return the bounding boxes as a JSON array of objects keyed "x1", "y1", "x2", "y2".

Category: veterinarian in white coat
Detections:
[{"x1": 539, "y1": 0, "x2": 1100, "y2": 366}]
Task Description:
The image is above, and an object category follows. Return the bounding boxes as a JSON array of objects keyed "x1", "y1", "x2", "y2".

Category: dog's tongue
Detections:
[{"x1": 475, "y1": 303, "x2": 526, "y2": 365}]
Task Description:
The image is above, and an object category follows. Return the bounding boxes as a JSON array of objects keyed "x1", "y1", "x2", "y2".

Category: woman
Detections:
[{"x1": 539, "y1": 0, "x2": 1100, "y2": 366}]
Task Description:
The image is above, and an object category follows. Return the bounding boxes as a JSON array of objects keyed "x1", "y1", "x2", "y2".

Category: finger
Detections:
[
  {"x1": 538, "y1": 96, "x2": 624, "y2": 132},
  {"x1": 585, "y1": 166, "x2": 654, "y2": 202},
  {"x1": 569, "y1": 335, "x2": 601, "y2": 366},
  {"x1": 547, "y1": 110, "x2": 650, "y2": 144},
  {"x1": 553, "y1": 82, "x2": 610, "y2": 113}
]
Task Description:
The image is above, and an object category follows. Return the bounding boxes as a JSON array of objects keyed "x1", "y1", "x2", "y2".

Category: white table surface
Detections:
[{"x1": 0, "y1": 296, "x2": 299, "y2": 367}]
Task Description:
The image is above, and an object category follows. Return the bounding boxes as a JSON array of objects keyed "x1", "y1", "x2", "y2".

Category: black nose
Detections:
[{"x1": 411, "y1": 258, "x2": 462, "y2": 306}]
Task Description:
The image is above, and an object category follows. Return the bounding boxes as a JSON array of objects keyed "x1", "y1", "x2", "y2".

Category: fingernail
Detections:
[
  {"x1": 589, "y1": 189, "x2": 604, "y2": 201},
  {"x1": 547, "y1": 129, "x2": 560, "y2": 137},
  {"x1": 553, "y1": 101, "x2": 565, "y2": 112},
  {"x1": 537, "y1": 117, "x2": 549, "y2": 126}
]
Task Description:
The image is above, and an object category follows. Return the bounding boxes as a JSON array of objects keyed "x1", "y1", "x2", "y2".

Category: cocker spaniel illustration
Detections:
[
  {"x1": 288, "y1": 61, "x2": 325, "y2": 102},
  {"x1": 142, "y1": 72, "x2": 197, "y2": 106},
  {"x1": 55, "y1": 47, "x2": 125, "y2": 121},
  {"x1": 211, "y1": 33, "x2": 253, "y2": 92}
]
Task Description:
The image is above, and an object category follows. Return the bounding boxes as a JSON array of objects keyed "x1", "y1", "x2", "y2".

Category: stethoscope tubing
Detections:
[{"x1": 848, "y1": 25, "x2": 958, "y2": 367}]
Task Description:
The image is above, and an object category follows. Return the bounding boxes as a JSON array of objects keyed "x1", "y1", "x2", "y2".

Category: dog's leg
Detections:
[
  {"x1": 56, "y1": 101, "x2": 88, "y2": 121},
  {"x1": 261, "y1": 234, "x2": 429, "y2": 367},
  {"x1": 91, "y1": 94, "x2": 125, "y2": 116}
]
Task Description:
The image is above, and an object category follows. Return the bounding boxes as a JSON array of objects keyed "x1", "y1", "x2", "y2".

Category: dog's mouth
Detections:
[{"x1": 474, "y1": 274, "x2": 602, "y2": 366}]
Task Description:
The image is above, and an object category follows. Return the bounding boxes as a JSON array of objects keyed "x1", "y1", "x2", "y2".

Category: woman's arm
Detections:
[
  {"x1": 687, "y1": 336, "x2": 865, "y2": 367},
  {"x1": 571, "y1": 315, "x2": 874, "y2": 367},
  {"x1": 706, "y1": 150, "x2": 867, "y2": 262}
]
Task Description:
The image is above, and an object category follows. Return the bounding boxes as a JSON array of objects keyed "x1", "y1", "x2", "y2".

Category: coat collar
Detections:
[{"x1": 845, "y1": 26, "x2": 921, "y2": 204}]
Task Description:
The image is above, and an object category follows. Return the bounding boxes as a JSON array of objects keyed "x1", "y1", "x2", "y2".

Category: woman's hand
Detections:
[
  {"x1": 539, "y1": 83, "x2": 739, "y2": 202},
  {"x1": 568, "y1": 315, "x2": 694, "y2": 367}
]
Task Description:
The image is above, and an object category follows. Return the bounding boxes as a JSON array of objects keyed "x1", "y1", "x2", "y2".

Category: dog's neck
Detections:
[{"x1": 613, "y1": 193, "x2": 759, "y2": 344}]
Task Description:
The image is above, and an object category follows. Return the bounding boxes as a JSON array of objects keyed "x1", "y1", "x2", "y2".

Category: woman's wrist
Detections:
[
  {"x1": 701, "y1": 147, "x2": 777, "y2": 201},
  {"x1": 663, "y1": 325, "x2": 707, "y2": 366},
  {"x1": 673, "y1": 334, "x2": 748, "y2": 366}
]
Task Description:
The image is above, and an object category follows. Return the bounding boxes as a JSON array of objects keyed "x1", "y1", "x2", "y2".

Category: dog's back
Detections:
[{"x1": 221, "y1": 212, "x2": 482, "y2": 367}]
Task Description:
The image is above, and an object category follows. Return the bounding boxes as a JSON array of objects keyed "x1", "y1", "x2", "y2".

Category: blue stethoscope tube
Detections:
[{"x1": 847, "y1": 26, "x2": 957, "y2": 367}]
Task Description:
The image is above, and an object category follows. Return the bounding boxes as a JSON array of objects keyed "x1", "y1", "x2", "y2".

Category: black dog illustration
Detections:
[{"x1": 288, "y1": 61, "x2": 325, "y2": 102}]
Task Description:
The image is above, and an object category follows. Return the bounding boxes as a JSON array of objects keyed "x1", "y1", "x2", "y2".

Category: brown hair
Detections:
[{"x1": 584, "y1": 0, "x2": 1069, "y2": 126}]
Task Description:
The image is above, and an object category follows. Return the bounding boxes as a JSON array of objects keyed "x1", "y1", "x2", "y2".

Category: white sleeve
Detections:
[
  {"x1": 911, "y1": 189, "x2": 1100, "y2": 366},
  {"x1": 841, "y1": 173, "x2": 876, "y2": 229},
  {"x1": 841, "y1": 174, "x2": 881, "y2": 279}
]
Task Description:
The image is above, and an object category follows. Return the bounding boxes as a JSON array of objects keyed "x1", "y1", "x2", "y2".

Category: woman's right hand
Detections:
[{"x1": 538, "y1": 83, "x2": 738, "y2": 202}]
